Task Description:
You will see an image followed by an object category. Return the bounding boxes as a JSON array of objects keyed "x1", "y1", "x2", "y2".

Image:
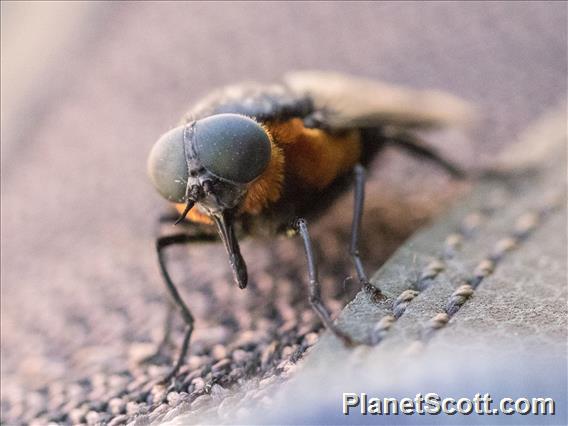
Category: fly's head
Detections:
[{"x1": 147, "y1": 113, "x2": 272, "y2": 289}]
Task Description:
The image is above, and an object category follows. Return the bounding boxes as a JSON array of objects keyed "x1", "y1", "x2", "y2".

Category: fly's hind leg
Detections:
[
  {"x1": 349, "y1": 164, "x2": 384, "y2": 302},
  {"x1": 294, "y1": 218, "x2": 355, "y2": 346},
  {"x1": 384, "y1": 128, "x2": 467, "y2": 179},
  {"x1": 154, "y1": 231, "x2": 216, "y2": 383}
]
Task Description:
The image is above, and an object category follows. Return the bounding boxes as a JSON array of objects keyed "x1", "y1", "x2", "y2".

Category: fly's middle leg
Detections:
[
  {"x1": 350, "y1": 164, "x2": 384, "y2": 302},
  {"x1": 294, "y1": 218, "x2": 355, "y2": 346}
]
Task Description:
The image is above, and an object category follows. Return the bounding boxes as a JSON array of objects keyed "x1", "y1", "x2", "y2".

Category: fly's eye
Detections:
[
  {"x1": 147, "y1": 126, "x2": 188, "y2": 203},
  {"x1": 194, "y1": 114, "x2": 271, "y2": 184}
]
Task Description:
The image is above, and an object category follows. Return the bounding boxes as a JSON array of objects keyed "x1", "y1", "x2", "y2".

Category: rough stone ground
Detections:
[{"x1": 1, "y1": 2, "x2": 566, "y2": 425}]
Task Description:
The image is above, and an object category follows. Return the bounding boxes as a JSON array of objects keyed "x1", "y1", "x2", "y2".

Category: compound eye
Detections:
[
  {"x1": 194, "y1": 114, "x2": 271, "y2": 184},
  {"x1": 147, "y1": 126, "x2": 188, "y2": 203}
]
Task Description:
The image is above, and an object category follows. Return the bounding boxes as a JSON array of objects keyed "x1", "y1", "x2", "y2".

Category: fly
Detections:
[{"x1": 146, "y1": 71, "x2": 472, "y2": 382}]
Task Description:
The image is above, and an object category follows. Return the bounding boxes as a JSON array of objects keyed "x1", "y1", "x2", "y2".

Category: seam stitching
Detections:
[
  {"x1": 371, "y1": 208, "x2": 494, "y2": 344},
  {"x1": 420, "y1": 193, "x2": 562, "y2": 342}
]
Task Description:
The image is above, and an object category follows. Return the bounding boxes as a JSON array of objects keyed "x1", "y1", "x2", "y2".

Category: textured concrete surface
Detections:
[{"x1": 1, "y1": 2, "x2": 566, "y2": 424}]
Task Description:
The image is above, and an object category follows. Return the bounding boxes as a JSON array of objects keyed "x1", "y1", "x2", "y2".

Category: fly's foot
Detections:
[{"x1": 363, "y1": 281, "x2": 385, "y2": 303}]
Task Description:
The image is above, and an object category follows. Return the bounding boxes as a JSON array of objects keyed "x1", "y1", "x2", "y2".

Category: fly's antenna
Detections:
[{"x1": 174, "y1": 199, "x2": 195, "y2": 225}]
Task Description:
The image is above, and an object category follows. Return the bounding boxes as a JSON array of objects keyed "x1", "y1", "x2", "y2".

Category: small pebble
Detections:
[
  {"x1": 260, "y1": 342, "x2": 278, "y2": 368},
  {"x1": 296, "y1": 323, "x2": 317, "y2": 337},
  {"x1": 303, "y1": 332, "x2": 319, "y2": 347},
  {"x1": 211, "y1": 344, "x2": 228, "y2": 360},
  {"x1": 151, "y1": 384, "x2": 167, "y2": 404},
  {"x1": 107, "y1": 398, "x2": 126, "y2": 415},
  {"x1": 187, "y1": 355, "x2": 207, "y2": 370},
  {"x1": 280, "y1": 345, "x2": 295, "y2": 359},
  {"x1": 85, "y1": 410, "x2": 100, "y2": 425},
  {"x1": 191, "y1": 377, "x2": 206, "y2": 392},
  {"x1": 68, "y1": 407, "x2": 87, "y2": 424}
]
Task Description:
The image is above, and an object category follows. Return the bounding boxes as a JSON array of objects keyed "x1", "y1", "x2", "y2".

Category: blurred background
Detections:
[{"x1": 1, "y1": 1, "x2": 566, "y2": 424}]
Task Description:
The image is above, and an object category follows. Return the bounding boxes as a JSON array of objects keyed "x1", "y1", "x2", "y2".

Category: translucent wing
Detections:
[{"x1": 284, "y1": 71, "x2": 476, "y2": 130}]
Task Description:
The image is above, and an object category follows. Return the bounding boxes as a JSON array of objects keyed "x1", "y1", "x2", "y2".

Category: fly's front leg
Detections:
[
  {"x1": 294, "y1": 218, "x2": 355, "y2": 346},
  {"x1": 142, "y1": 213, "x2": 209, "y2": 365},
  {"x1": 155, "y1": 232, "x2": 216, "y2": 383},
  {"x1": 350, "y1": 165, "x2": 384, "y2": 302}
]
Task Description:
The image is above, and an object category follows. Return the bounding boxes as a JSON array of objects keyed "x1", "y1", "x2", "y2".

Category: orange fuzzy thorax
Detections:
[
  {"x1": 267, "y1": 118, "x2": 362, "y2": 189},
  {"x1": 240, "y1": 118, "x2": 361, "y2": 214}
]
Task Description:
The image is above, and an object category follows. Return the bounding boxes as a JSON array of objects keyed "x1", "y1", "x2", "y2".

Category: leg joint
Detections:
[
  {"x1": 349, "y1": 247, "x2": 361, "y2": 257},
  {"x1": 292, "y1": 217, "x2": 307, "y2": 232}
]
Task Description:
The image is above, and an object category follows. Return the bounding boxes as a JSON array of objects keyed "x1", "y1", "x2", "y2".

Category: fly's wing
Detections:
[
  {"x1": 184, "y1": 83, "x2": 314, "y2": 123},
  {"x1": 284, "y1": 71, "x2": 476, "y2": 130}
]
